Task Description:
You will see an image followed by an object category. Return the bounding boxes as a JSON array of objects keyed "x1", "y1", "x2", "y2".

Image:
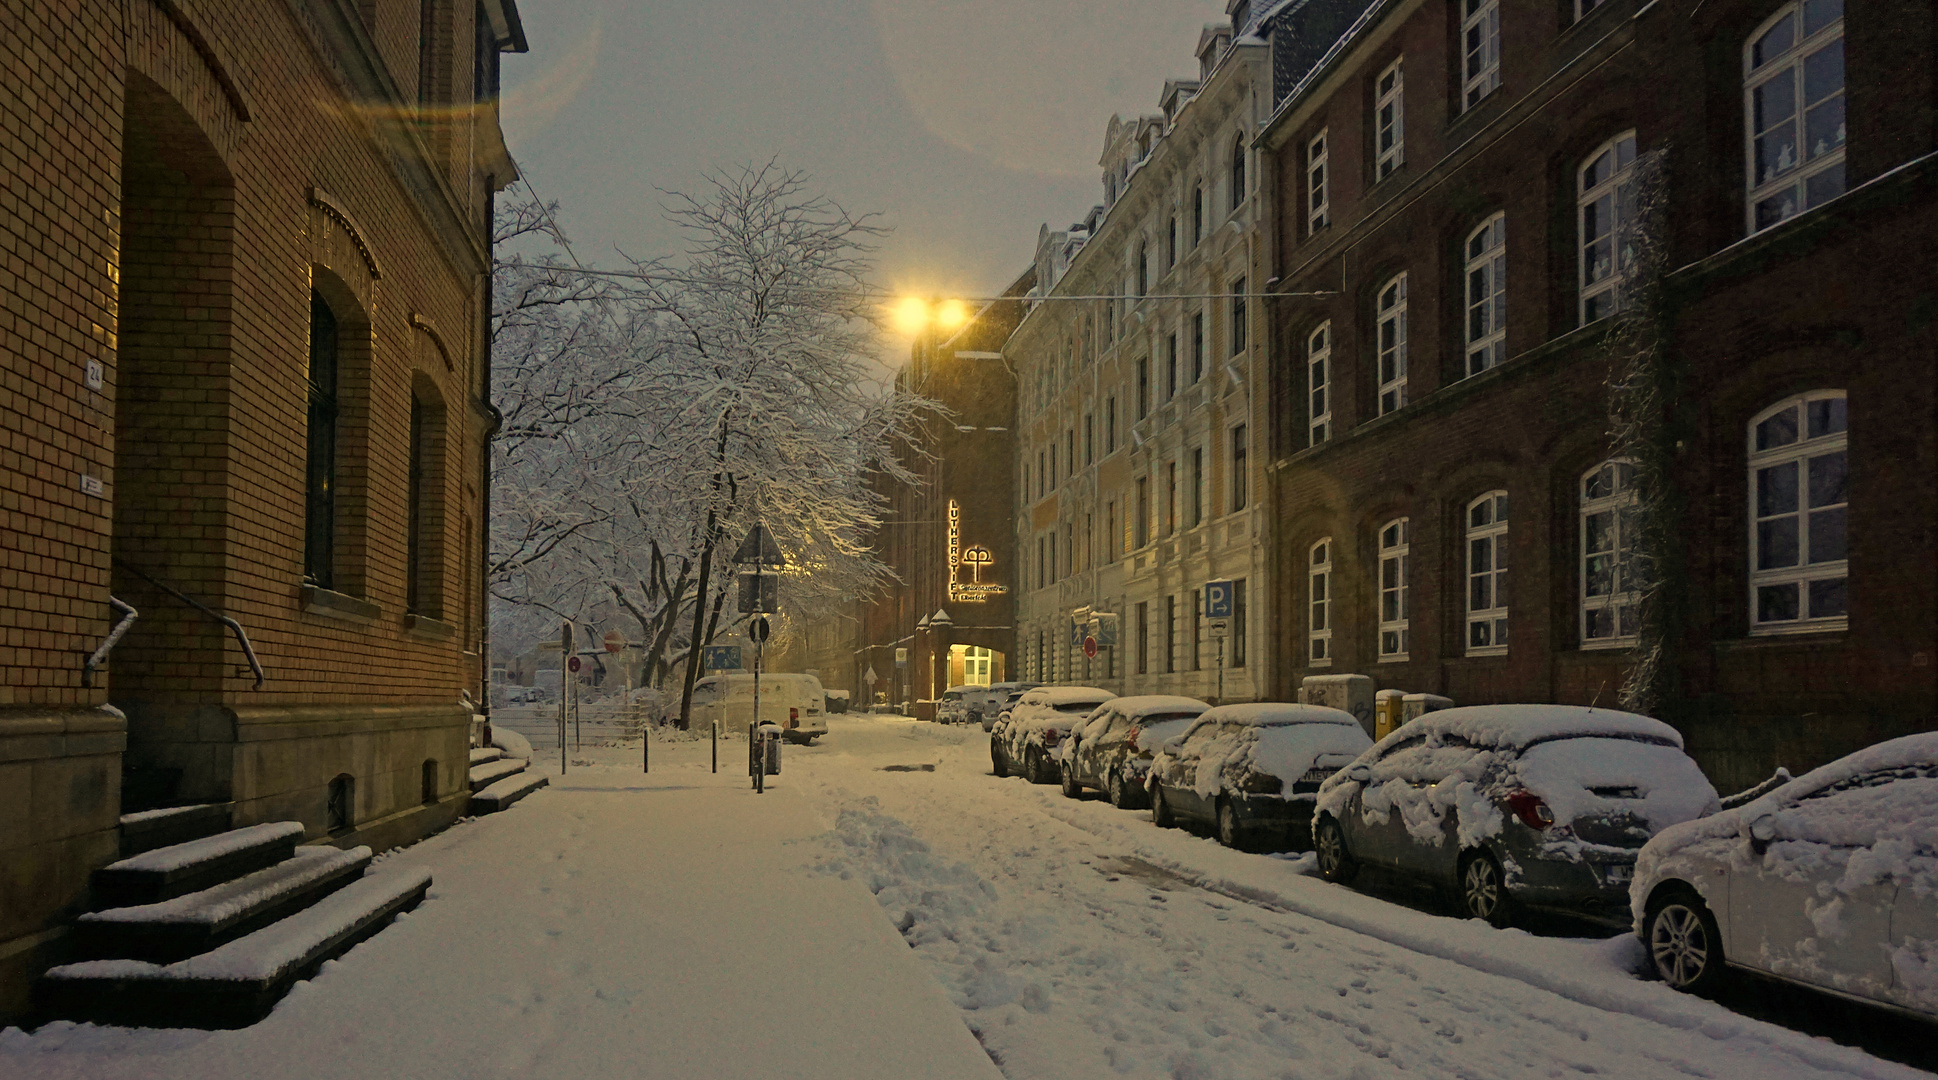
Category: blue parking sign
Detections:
[{"x1": 1204, "y1": 580, "x2": 1234, "y2": 619}]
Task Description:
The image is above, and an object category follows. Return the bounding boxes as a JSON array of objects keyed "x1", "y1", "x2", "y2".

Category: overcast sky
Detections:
[{"x1": 499, "y1": 0, "x2": 1230, "y2": 347}]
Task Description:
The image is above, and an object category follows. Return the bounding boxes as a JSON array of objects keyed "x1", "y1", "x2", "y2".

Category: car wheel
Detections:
[
  {"x1": 1027, "y1": 749, "x2": 1052, "y2": 785},
  {"x1": 1458, "y1": 850, "x2": 1516, "y2": 928},
  {"x1": 1151, "y1": 785, "x2": 1175, "y2": 828},
  {"x1": 1315, "y1": 815, "x2": 1358, "y2": 884},
  {"x1": 1216, "y1": 798, "x2": 1247, "y2": 851},
  {"x1": 1647, "y1": 889, "x2": 1727, "y2": 996},
  {"x1": 990, "y1": 742, "x2": 1007, "y2": 777},
  {"x1": 1060, "y1": 763, "x2": 1083, "y2": 799},
  {"x1": 1108, "y1": 770, "x2": 1130, "y2": 809}
]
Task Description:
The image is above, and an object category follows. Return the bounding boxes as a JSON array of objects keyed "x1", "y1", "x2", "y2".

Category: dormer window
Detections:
[{"x1": 1231, "y1": 2, "x2": 1252, "y2": 34}]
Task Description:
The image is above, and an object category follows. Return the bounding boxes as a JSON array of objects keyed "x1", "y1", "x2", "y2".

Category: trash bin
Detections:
[
  {"x1": 759, "y1": 723, "x2": 782, "y2": 775},
  {"x1": 1374, "y1": 689, "x2": 1406, "y2": 741}
]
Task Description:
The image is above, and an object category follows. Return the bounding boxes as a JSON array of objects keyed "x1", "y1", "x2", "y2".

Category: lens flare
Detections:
[
  {"x1": 936, "y1": 298, "x2": 970, "y2": 330},
  {"x1": 891, "y1": 296, "x2": 930, "y2": 335}
]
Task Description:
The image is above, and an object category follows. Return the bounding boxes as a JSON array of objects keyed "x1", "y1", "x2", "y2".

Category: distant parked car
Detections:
[
  {"x1": 935, "y1": 686, "x2": 972, "y2": 725},
  {"x1": 990, "y1": 686, "x2": 1116, "y2": 784},
  {"x1": 1148, "y1": 704, "x2": 1371, "y2": 851},
  {"x1": 824, "y1": 689, "x2": 850, "y2": 714},
  {"x1": 1631, "y1": 732, "x2": 1938, "y2": 1018},
  {"x1": 967, "y1": 682, "x2": 1040, "y2": 731},
  {"x1": 1314, "y1": 705, "x2": 1719, "y2": 926},
  {"x1": 1056, "y1": 695, "x2": 1209, "y2": 808}
]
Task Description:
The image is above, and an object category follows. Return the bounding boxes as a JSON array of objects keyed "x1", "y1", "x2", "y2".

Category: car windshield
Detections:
[{"x1": 1055, "y1": 701, "x2": 1107, "y2": 713}]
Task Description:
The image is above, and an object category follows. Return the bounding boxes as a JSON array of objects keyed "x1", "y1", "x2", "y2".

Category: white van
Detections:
[{"x1": 689, "y1": 673, "x2": 828, "y2": 744}]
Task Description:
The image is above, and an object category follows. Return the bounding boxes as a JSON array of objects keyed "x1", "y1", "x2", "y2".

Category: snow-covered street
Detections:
[{"x1": 6, "y1": 711, "x2": 1932, "y2": 1080}]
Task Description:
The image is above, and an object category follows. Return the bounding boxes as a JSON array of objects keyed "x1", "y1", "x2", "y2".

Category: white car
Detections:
[
  {"x1": 1632, "y1": 732, "x2": 1938, "y2": 1019},
  {"x1": 990, "y1": 686, "x2": 1116, "y2": 784}
]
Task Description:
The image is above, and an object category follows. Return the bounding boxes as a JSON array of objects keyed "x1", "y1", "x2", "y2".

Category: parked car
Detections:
[
  {"x1": 968, "y1": 681, "x2": 1039, "y2": 731},
  {"x1": 824, "y1": 689, "x2": 850, "y2": 714},
  {"x1": 1631, "y1": 732, "x2": 1937, "y2": 1018},
  {"x1": 990, "y1": 686, "x2": 1116, "y2": 784},
  {"x1": 1313, "y1": 705, "x2": 1719, "y2": 926},
  {"x1": 935, "y1": 686, "x2": 972, "y2": 725},
  {"x1": 688, "y1": 673, "x2": 829, "y2": 744},
  {"x1": 1148, "y1": 703, "x2": 1372, "y2": 851},
  {"x1": 1056, "y1": 695, "x2": 1210, "y2": 808}
]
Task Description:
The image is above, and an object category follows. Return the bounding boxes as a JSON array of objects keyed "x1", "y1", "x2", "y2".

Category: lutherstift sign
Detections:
[{"x1": 946, "y1": 499, "x2": 1007, "y2": 603}]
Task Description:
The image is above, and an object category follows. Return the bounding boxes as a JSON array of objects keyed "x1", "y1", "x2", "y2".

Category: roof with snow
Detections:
[
  {"x1": 1023, "y1": 686, "x2": 1117, "y2": 707},
  {"x1": 1105, "y1": 695, "x2": 1211, "y2": 720},
  {"x1": 1195, "y1": 703, "x2": 1360, "y2": 728},
  {"x1": 1388, "y1": 704, "x2": 1684, "y2": 752}
]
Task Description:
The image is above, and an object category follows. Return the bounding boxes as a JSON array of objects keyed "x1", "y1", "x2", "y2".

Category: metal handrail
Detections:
[
  {"x1": 113, "y1": 560, "x2": 267, "y2": 689},
  {"x1": 82, "y1": 596, "x2": 139, "y2": 687}
]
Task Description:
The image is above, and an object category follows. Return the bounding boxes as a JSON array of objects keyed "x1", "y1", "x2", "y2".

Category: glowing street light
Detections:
[{"x1": 890, "y1": 296, "x2": 972, "y2": 336}]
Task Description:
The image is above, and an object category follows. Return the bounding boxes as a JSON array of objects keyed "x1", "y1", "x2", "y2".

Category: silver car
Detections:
[{"x1": 1632, "y1": 732, "x2": 1938, "y2": 1019}]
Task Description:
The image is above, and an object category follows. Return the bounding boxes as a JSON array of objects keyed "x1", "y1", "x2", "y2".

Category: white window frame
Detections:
[
  {"x1": 1375, "y1": 60, "x2": 1405, "y2": 180},
  {"x1": 1308, "y1": 322, "x2": 1332, "y2": 445},
  {"x1": 1309, "y1": 538, "x2": 1333, "y2": 666},
  {"x1": 1580, "y1": 459, "x2": 1641, "y2": 649},
  {"x1": 1376, "y1": 273, "x2": 1408, "y2": 415},
  {"x1": 1744, "y1": 2, "x2": 1847, "y2": 234},
  {"x1": 1464, "y1": 214, "x2": 1506, "y2": 377},
  {"x1": 1307, "y1": 129, "x2": 1330, "y2": 233},
  {"x1": 1748, "y1": 390, "x2": 1849, "y2": 634},
  {"x1": 1466, "y1": 491, "x2": 1509, "y2": 656},
  {"x1": 1461, "y1": 0, "x2": 1502, "y2": 110},
  {"x1": 1578, "y1": 131, "x2": 1638, "y2": 325},
  {"x1": 1377, "y1": 517, "x2": 1410, "y2": 661}
]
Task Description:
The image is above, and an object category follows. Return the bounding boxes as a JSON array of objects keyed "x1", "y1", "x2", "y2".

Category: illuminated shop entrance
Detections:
[{"x1": 949, "y1": 645, "x2": 1001, "y2": 687}]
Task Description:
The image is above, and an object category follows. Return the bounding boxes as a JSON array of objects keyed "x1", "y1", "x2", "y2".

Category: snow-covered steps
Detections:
[
  {"x1": 467, "y1": 756, "x2": 527, "y2": 792},
  {"x1": 92, "y1": 821, "x2": 306, "y2": 909},
  {"x1": 118, "y1": 803, "x2": 232, "y2": 857},
  {"x1": 468, "y1": 746, "x2": 504, "y2": 766},
  {"x1": 73, "y1": 846, "x2": 373, "y2": 964},
  {"x1": 469, "y1": 771, "x2": 548, "y2": 815},
  {"x1": 38, "y1": 866, "x2": 432, "y2": 1029}
]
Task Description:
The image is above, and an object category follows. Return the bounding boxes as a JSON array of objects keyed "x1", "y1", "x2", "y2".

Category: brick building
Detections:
[
  {"x1": 1, "y1": 0, "x2": 526, "y2": 1013},
  {"x1": 855, "y1": 272, "x2": 1033, "y2": 717},
  {"x1": 1258, "y1": 0, "x2": 1936, "y2": 789}
]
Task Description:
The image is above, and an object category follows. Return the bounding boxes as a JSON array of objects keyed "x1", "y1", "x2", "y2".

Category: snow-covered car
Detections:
[
  {"x1": 935, "y1": 686, "x2": 972, "y2": 725},
  {"x1": 968, "y1": 681, "x2": 1039, "y2": 731},
  {"x1": 1056, "y1": 695, "x2": 1209, "y2": 808},
  {"x1": 990, "y1": 686, "x2": 1116, "y2": 784},
  {"x1": 1314, "y1": 705, "x2": 1718, "y2": 926},
  {"x1": 1149, "y1": 704, "x2": 1372, "y2": 851},
  {"x1": 1631, "y1": 732, "x2": 1938, "y2": 1018}
]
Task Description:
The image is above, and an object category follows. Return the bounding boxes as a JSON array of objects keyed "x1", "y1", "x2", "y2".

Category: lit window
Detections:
[
  {"x1": 1307, "y1": 130, "x2": 1329, "y2": 233},
  {"x1": 1745, "y1": 1, "x2": 1846, "y2": 233},
  {"x1": 1375, "y1": 61, "x2": 1404, "y2": 179},
  {"x1": 1308, "y1": 322, "x2": 1331, "y2": 444},
  {"x1": 1378, "y1": 518, "x2": 1409, "y2": 661},
  {"x1": 1376, "y1": 274, "x2": 1408, "y2": 415},
  {"x1": 1309, "y1": 539, "x2": 1333, "y2": 665},
  {"x1": 1749, "y1": 391, "x2": 1848, "y2": 631},
  {"x1": 1578, "y1": 131, "x2": 1638, "y2": 325},
  {"x1": 1465, "y1": 214, "x2": 1506, "y2": 376},
  {"x1": 1461, "y1": 0, "x2": 1501, "y2": 110},
  {"x1": 1466, "y1": 491, "x2": 1509, "y2": 655},
  {"x1": 1580, "y1": 460, "x2": 1641, "y2": 647}
]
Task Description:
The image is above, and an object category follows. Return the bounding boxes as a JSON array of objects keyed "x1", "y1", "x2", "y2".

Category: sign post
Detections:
[
  {"x1": 734, "y1": 523, "x2": 784, "y2": 789},
  {"x1": 558, "y1": 621, "x2": 573, "y2": 774},
  {"x1": 1204, "y1": 582, "x2": 1234, "y2": 705}
]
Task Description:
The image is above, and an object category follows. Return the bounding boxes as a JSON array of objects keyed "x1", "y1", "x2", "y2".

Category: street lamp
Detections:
[{"x1": 892, "y1": 296, "x2": 970, "y2": 336}]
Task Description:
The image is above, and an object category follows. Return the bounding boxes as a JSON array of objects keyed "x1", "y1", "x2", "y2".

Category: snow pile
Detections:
[
  {"x1": 81, "y1": 848, "x2": 369, "y2": 927},
  {"x1": 1513, "y1": 737, "x2": 1719, "y2": 833},
  {"x1": 104, "y1": 822, "x2": 305, "y2": 875},
  {"x1": 491, "y1": 723, "x2": 533, "y2": 760},
  {"x1": 1131, "y1": 717, "x2": 1196, "y2": 754}
]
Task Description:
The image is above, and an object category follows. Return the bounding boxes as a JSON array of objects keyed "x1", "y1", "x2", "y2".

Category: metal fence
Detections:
[{"x1": 491, "y1": 697, "x2": 652, "y2": 753}]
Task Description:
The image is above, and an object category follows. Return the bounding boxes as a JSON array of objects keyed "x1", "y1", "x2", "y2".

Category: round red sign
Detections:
[
  {"x1": 1082, "y1": 637, "x2": 1098, "y2": 659},
  {"x1": 567, "y1": 656, "x2": 582, "y2": 673},
  {"x1": 603, "y1": 629, "x2": 626, "y2": 653}
]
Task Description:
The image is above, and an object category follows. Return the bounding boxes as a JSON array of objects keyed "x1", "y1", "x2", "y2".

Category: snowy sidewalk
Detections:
[{"x1": 1, "y1": 742, "x2": 1004, "y2": 1080}]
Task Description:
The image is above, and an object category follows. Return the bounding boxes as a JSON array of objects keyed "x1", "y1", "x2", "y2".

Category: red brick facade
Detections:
[{"x1": 1260, "y1": 0, "x2": 1936, "y2": 791}]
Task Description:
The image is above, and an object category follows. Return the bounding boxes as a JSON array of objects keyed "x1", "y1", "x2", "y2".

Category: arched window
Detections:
[
  {"x1": 1461, "y1": 0, "x2": 1501, "y2": 109},
  {"x1": 1229, "y1": 135, "x2": 1247, "y2": 213},
  {"x1": 1376, "y1": 274, "x2": 1408, "y2": 415},
  {"x1": 1309, "y1": 538, "x2": 1334, "y2": 665},
  {"x1": 327, "y1": 773, "x2": 355, "y2": 833},
  {"x1": 1307, "y1": 322, "x2": 1332, "y2": 445},
  {"x1": 305, "y1": 291, "x2": 339, "y2": 588},
  {"x1": 421, "y1": 759, "x2": 439, "y2": 805},
  {"x1": 1464, "y1": 214, "x2": 1506, "y2": 377},
  {"x1": 1579, "y1": 131, "x2": 1637, "y2": 325},
  {"x1": 1580, "y1": 460, "x2": 1640, "y2": 647},
  {"x1": 1377, "y1": 518, "x2": 1410, "y2": 661},
  {"x1": 1749, "y1": 391, "x2": 1847, "y2": 631},
  {"x1": 1745, "y1": 2, "x2": 1845, "y2": 233},
  {"x1": 1466, "y1": 492, "x2": 1509, "y2": 654}
]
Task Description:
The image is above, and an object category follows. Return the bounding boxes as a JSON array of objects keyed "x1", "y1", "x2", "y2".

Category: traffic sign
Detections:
[
  {"x1": 863, "y1": 666, "x2": 879, "y2": 687},
  {"x1": 603, "y1": 629, "x2": 626, "y2": 653},
  {"x1": 749, "y1": 615, "x2": 771, "y2": 643},
  {"x1": 1204, "y1": 580, "x2": 1235, "y2": 619},
  {"x1": 1208, "y1": 619, "x2": 1229, "y2": 638},
  {"x1": 738, "y1": 571, "x2": 777, "y2": 614},
  {"x1": 567, "y1": 656, "x2": 583, "y2": 673},
  {"x1": 703, "y1": 645, "x2": 742, "y2": 670},
  {"x1": 1082, "y1": 636, "x2": 1098, "y2": 659}
]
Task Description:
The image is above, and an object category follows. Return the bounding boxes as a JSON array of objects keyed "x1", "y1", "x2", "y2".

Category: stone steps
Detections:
[
  {"x1": 91, "y1": 822, "x2": 306, "y2": 909},
  {"x1": 73, "y1": 846, "x2": 372, "y2": 964},
  {"x1": 469, "y1": 771, "x2": 548, "y2": 815},
  {"x1": 468, "y1": 746, "x2": 504, "y2": 766},
  {"x1": 467, "y1": 756, "x2": 527, "y2": 792},
  {"x1": 39, "y1": 866, "x2": 432, "y2": 1029},
  {"x1": 117, "y1": 803, "x2": 233, "y2": 858}
]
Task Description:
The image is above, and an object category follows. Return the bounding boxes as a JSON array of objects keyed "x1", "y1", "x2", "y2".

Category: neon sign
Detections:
[{"x1": 947, "y1": 499, "x2": 1007, "y2": 603}]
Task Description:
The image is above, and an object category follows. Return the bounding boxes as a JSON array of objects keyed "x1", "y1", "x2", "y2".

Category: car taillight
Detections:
[
  {"x1": 1042, "y1": 730, "x2": 1061, "y2": 745},
  {"x1": 1506, "y1": 791, "x2": 1555, "y2": 830}
]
